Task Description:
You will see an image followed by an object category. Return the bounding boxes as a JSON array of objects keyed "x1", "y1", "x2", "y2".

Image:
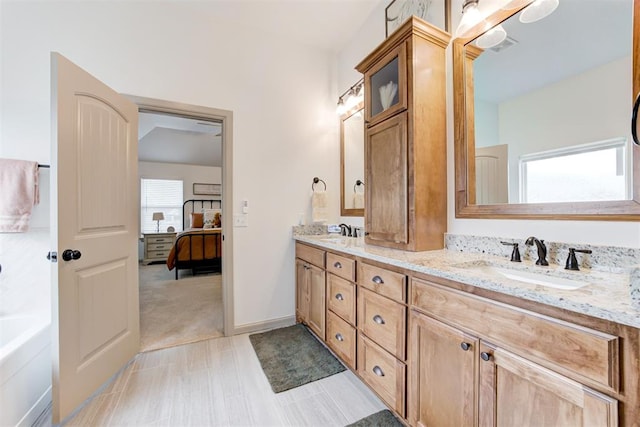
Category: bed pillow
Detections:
[
  {"x1": 190, "y1": 212, "x2": 204, "y2": 228},
  {"x1": 203, "y1": 209, "x2": 221, "y2": 229}
]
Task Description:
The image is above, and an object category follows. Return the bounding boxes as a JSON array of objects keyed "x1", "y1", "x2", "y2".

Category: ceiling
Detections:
[
  {"x1": 138, "y1": 112, "x2": 222, "y2": 167},
  {"x1": 474, "y1": 0, "x2": 632, "y2": 104}
]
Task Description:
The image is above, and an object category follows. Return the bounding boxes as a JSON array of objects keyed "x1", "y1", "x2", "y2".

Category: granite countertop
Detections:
[{"x1": 294, "y1": 234, "x2": 640, "y2": 330}]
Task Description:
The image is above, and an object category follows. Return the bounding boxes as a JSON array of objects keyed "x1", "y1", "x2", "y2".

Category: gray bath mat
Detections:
[
  {"x1": 347, "y1": 410, "x2": 403, "y2": 427},
  {"x1": 249, "y1": 323, "x2": 345, "y2": 393}
]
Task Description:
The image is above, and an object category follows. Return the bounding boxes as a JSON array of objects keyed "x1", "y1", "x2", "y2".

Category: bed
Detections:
[{"x1": 166, "y1": 199, "x2": 222, "y2": 279}]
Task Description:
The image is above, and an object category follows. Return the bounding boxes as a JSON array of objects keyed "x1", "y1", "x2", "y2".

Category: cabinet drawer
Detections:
[
  {"x1": 327, "y1": 274, "x2": 356, "y2": 325},
  {"x1": 147, "y1": 243, "x2": 173, "y2": 251},
  {"x1": 147, "y1": 235, "x2": 174, "y2": 244},
  {"x1": 327, "y1": 311, "x2": 356, "y2": 370},
  {"x1": 358, "y1": 263, "x2": 406, "y2": 303},
  {"x1": 326, "y1": 253, "x2": 355, "y2": 282},
  {"x1": 147, "y1": 250, "x2": 169, "y2": 259},
  {"x1": 358, "y1": 333, "x2": 405, "y2": 417},
  {"x1": 296, "y1": 243, "x2": 325, "y2": 268},
  {"x1": 411, "y1": 278, "x2": 620, "y2": 391},
  {"x1": 359, "y1": 288, "x2": 406, "y2": 360}
]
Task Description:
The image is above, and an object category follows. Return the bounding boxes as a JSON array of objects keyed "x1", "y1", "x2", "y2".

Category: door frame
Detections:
[{"x1": 126, "y1": 95, "x2": 234, "y2": 336}]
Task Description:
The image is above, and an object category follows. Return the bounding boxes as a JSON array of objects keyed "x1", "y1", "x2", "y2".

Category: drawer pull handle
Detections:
[
  {"x1": 372, "y1": 275, "x2": 384, "y2": 285},
  {"x1": 480, "y1": 352, "x2": 493, "y2": 362},
  {"x1": 334, "y1": 261, "x2": 342, "y2": 269},
  {"x1": 460, "y1": 342, "x2": 471, "y2": 351},
  {"x1": 372, "y1": 365, "x2": 385, "y2": 377},
  {"x1": 335, "y1": 333, "x2": 344, "y2": 342},
  {"x1": 335, "y1": 293, "x2": 344, "y2": 301},
  {"x1": 373, "y1": 315, "x2": 385, "y2": 325}
]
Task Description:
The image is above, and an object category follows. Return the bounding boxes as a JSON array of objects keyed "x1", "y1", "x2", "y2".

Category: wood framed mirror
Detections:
[
  {"x1": 454, "y1": 0, "x2": 640, "y2": 220},
  {"x1": 340, "y1": 103, "x2": 365, "y2": 217}
]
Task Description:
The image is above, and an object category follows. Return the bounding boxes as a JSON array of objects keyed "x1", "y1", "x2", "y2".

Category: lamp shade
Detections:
[{"x1": 152, "y1": 212, "x2": 165, "y2": 221}]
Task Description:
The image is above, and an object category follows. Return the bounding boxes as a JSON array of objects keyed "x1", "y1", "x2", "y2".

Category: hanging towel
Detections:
[
  {"x1": 311, "y1": 190, "x2": 328, "y2": 223},
  {"x1": 0, "y1": 159, "x2": 39, "y2": 232},
  {"x1": 353, "y1": 192, "x2": 364, "y2": 209}
]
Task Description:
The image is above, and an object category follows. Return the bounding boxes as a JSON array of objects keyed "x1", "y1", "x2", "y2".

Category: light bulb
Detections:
[
  {"x1": 475, "y1": 24, "x2": 507, "y2": 49},
  {"x1": 336, "y1": 98, "x2": 346, "y2": 115},
  {"x1": 456, "y1": 0, "x2": 483, "y2": 38},
  {"x1": 519, "y1": 0, "x2": 559, "y2": 24}
]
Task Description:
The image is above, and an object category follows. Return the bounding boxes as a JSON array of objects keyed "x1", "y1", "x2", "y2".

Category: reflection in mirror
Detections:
[
  {"x1": 474, "y1": 0, "x2": 632, "y2": 204},
  {"x1": 454, "y1": 0, "x2": 640, "y2": 219},
  {"x1": 341, "y1": 105, "x2": 365, "y2": 216}
]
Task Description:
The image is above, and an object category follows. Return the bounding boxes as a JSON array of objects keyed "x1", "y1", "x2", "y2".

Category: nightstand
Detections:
[{"x1": 142, "y1": 232, "x2": 177, "y2": 265}]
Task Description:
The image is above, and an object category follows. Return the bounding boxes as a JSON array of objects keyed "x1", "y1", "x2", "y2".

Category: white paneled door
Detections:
[{"x1": 51, "y1": 53, "x2": 140, "y2": 423}]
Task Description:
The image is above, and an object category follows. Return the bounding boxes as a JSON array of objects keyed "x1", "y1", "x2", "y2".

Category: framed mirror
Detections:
[
  {"x1": 341, "y1": 104, "x2": 365, "y2": 216},
  {"x1": 454, "y1": 0, "x2": 640, "y2": 220}
]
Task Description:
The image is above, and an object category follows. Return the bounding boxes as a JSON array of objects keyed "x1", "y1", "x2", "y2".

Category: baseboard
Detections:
[{"x1": 233, "y1": 315, "x2": 296, "y2": 335}]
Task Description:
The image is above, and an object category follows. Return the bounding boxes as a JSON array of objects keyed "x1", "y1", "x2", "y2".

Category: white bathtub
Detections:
[{"x1": 0, "y1": 316, "x2": 51, "y2": 427}]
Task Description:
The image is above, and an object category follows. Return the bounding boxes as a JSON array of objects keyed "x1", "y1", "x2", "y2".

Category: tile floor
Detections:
[{"x1": 37, "y1": 333, "x2": 387, "y2": 426}]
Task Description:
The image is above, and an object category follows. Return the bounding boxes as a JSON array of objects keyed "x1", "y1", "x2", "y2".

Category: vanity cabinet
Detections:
[
  {"x1": 295, "y1": 243, "x2": 326, "y2": 340},
  {"x1": 409, "y1": 277, "x2": 620, "y2": 427},
  {"x1": 356, "y1": 17, "x2": 450, "y2": 251},
  {"x1": 294, "y1": 240, "x2": 640, "y2": 425}
]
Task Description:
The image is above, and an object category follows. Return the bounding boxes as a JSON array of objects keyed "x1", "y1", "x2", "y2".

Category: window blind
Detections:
[{"x1": 140, "y1": 178, "x2": 183, "y2": 233}]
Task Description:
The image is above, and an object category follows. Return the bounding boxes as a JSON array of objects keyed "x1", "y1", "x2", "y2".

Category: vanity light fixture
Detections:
[
  {"x1": 475, "y1": 23, "x2": 507, "y2": 48},
  {"x1": 519, "y1": 0, "x2": 559, "y2": 24},
  {"x1": 336, "y1": 79, "x2": 364, "y2": 115},
  {"x1": 455, "y1": 0, "x2": 483, "y2": 38}
]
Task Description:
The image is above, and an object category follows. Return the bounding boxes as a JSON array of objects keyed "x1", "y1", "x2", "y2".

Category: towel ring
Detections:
[
  {"x1": 353, "y1": 179, "x2": 365, "y2": 193},
  {"x1": 312, "y1": 177, "x2": 326, "y2": 191}
]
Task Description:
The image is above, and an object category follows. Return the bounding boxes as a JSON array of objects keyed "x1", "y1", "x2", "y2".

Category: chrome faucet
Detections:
[{"x1": 525, "y1": 236, "x2": 549, "y2": 266}]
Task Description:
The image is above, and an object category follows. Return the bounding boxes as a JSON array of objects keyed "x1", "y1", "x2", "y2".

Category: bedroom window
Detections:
[
  {"x1": 140, "y1": 178, "x2": 183, "y2": 233},
  {"x1": 519, "y1": 137, "x2": 630, "y2": 203}
]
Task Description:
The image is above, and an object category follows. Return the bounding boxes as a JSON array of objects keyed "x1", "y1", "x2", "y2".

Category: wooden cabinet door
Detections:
[
  {"x1": 365, "y1": 112, "x2": 408, "y2": 247},
  {"x1": 408, "y1": 310, "x2": 478, "y2": 427},
  {"x1": 295, "y1": 259, "x2": 309, "y2": 324},
  {"x1": 479, "y1": 342, "x2": 618, "y2": 427},
  {"x1": 307, "y1": 263, "x2": 326, "y2": 340}
]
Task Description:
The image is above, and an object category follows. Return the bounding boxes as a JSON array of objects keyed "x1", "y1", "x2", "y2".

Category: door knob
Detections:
[{"x1": 62, "y1": 249, "x2": 82, "y2": 262}]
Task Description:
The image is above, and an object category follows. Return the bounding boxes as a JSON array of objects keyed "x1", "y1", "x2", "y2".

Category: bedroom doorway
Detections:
[{"x1": 128, "y1": 95, "x2": 234, "y2": 351}]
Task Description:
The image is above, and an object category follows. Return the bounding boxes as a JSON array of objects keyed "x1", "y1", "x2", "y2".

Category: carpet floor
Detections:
[
  {"x1": 249, "y1": 324, "x2": 346, "y2": 393},
  {"x1": 139, "y1": 263, "x2": 223, "y2": 352}
]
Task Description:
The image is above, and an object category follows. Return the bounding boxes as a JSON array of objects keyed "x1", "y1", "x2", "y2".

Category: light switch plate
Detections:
[{"x1": 233, "y1": 214, "x2": 248, "y2": 227}]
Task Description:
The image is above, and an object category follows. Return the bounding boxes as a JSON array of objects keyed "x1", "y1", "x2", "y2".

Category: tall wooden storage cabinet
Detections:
[{"x1": 356, "y1": 17, "x2": 450, "y2": 251}]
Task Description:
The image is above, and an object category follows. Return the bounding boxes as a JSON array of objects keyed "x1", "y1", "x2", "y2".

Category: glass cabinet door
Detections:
[{"x1": 365, "y1": 42, "x2": 407, "y2": 126}]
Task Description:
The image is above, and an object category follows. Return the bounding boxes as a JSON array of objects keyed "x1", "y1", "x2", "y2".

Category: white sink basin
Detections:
[
  {"x1": 454, "y1": 262, "x2": 588, "y2": 290},
  {"x1": 316, "y1": 236, "x2": 345, "y2": 244}
]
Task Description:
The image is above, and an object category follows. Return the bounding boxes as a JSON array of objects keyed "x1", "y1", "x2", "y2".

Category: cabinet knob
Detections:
[
  {"x1": 372, "y1": 365, "x2": 385, "y2": 377},
  {"x1": 334, "y1": 261, "x2": 342, "y2": 269},
  {"x1": 335, "y1": 293, "x2": 344, "y2": 301},
  {"x1": 460, "y1": 342, "x2": 471, "y2": 351},
  {"x1": 480, "y1": 352, "x2": 493, "y2": 362},
  {"x1": 373, "y1": 314, "x2": 385, "y2": 325},
  {"x1": 335, "y1": 333, "x2": 344, "y2": 342},
  {"x1": 372, "y1": 275, "x2": 384, "y2": 285}
]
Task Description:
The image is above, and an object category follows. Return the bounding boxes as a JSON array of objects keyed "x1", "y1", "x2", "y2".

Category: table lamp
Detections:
[{"x1": 152, "y1": 212, "x2": 164, "y2": 232}]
